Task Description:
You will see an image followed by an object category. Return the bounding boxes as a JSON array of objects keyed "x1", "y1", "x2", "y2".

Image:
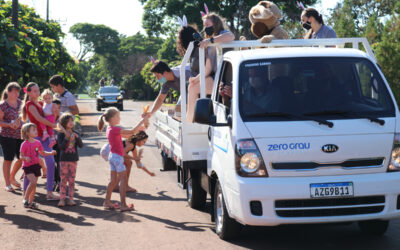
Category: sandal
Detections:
[
  {"x1": 46, "y1": 194, "x2": 60, "y2": 201},
  {"x1": 29, "y1": 202, "x2": 39, "y2": 210},
  {"x1": 126, "y1": 187, "x2": 137, "y2": 193},
  {"x1": 10, "y1": 180, "x2": 21, "y2": 189},
  {"x1": 67, "y1": 199, "x2": 76, "y2": 206},
  {"x1": 58, "y1": 199, "x2": 66, "y2": 207},
  {"x1": 120, "y1": 204, "x2": 134, "y2": 212},
  {"x1": 5, "y1": 185, "x2": 14, "y2": 192}
]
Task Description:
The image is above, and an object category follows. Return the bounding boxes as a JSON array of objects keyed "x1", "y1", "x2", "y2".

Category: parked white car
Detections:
[{"x1": 155, "y1": 38, "x2": 400, "y2": 240}]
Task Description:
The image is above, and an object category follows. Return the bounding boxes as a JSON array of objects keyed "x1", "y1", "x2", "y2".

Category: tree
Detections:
[
  {"x1": 69, "y1": 23, "x2": 120, "y2": 61},
  {"x1": 139, "y1": 0, "x2": 318, "y2": 38},
  {"x1": 0, "y1": 0, "x2": 83, "y2": 92},
  {"x1": 374, "y1": 3, "x2": 400, "y2": 103}
]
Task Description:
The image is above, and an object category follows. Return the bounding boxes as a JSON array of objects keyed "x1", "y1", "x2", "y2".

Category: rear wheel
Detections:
[
  {"x1": 187, "y1": 170, "x2": 206, "y2": 209},
  {"x1": 118, "y1": 103, "x2": 124, "y2": 111},
  {"x1": 214, "y1": 180, "x2": 243, "y2": 240},
  {"x1": 358, "y1": 220, "x2": 389, "y2": 236},
  {"x1": 161, "y1": 152, "x2": 176, "y2": 171}
]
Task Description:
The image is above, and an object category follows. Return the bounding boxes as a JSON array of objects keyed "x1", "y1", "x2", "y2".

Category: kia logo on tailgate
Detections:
[{"x1": 322, "y1": 144, "x2": 339, "y2": 153}]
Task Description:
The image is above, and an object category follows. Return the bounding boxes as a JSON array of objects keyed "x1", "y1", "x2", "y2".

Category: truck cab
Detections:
[{"x1": 155, "y1": 38, "x2": 400, "y2": 240}]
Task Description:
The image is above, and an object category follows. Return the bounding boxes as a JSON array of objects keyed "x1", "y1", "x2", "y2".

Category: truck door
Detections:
[{"x1": 208, "y1": 61, "x2": 234, "y2": 177}]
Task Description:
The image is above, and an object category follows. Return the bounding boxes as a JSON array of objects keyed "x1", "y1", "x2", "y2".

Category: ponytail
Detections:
[
  {"x1": 97, "y1": 114, "x2": 106, "y2": 131},
  {"x1": 97, "y1": 107, "x2": 119, "y2": 131},
  {"x1": 21, "y1": 82, "x2": 38, "y2": 122}
]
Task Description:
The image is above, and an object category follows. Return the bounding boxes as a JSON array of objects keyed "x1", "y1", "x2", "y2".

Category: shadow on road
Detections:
[
  {"x1": 225, "y1": 223, "x2": 395, "y2": 250},
  {"x1": 0, "y1": 205, "x2": 63, "y2": 232},
  {"x1": 128, "y1": 191, "x2": 186, "y2": 202},
  {"x1": 133, "y1": 211, "x2": 213, "y2": 232}
]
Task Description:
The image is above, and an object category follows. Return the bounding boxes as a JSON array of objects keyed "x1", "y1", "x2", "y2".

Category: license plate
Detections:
[{"x1": 310, "y1": 182, "x2": 353, "y2": 198}]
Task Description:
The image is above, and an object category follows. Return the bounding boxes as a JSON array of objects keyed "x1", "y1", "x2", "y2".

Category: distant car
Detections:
[{"x1": 95, "y1": 86, "x2": 124, "y2": 111}]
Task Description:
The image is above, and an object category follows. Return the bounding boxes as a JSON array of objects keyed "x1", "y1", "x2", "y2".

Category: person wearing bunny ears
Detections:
[{"x1": 300, "y1": 6, "x2": 336, "y2": 39}]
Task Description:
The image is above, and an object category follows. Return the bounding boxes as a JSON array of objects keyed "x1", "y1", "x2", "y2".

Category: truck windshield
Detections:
[
  {"x1": 239, "y1": 57, "x2": 395, "y2": 122},
  {"x1": 100, "y1": 87, "x2": 120, "y2": 94}
]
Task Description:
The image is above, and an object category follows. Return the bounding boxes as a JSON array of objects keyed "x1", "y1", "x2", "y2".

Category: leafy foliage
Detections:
[{"x1": 0, "y1": 0, "x2": 82, "y2": 92}]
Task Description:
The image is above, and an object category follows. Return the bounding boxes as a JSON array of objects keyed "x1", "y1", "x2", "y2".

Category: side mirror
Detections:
[
  {"x1": 94, "y1": 91, "x2": 98, "y2": 95},
  {"x1": 120, "y1": 90, "x2": 125, "y2": 94},
  {"x1": 194, "y1": 98, "x2": 215, "y2": 125}
]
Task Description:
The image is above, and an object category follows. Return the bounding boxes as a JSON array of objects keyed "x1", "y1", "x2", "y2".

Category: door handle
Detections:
[{"x1": 208, "y1": 127, "x2": 211, "y2": 141}]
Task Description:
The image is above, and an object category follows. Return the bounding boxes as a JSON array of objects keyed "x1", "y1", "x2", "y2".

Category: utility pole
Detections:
[
  {"x1": 46, "y1": 0, "x2": 49, "y2": 22},
  {"x1": 12, "y1": 0, "x2": 18, "y2": 27}
]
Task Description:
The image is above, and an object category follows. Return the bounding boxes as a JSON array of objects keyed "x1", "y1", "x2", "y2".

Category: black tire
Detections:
[
  {"x1": 96, "y1": 104, "x2": 101, "y2": 111},
  {"x1": 161, "y1": 152, "x2": 176, "y2": 171},
  {"x1": 358, "y1": 220, "x2": 389, "y2": 236},
  {"x1": 118, "y1": 103, "x2": 124, "y2": 111},
  {"x1": 187, "y1": 170, "x2": 207, "y2": 209},
  {"x1": 214, "y1": 180, "x2": 243, "y2": 240}
]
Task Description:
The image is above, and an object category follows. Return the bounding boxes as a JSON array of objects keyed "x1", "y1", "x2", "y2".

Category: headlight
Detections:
[
  {"x1": 117, "y1": 95, "x2": 123, "y2": 100},
  {"x1": 235, "y1": 139, "x2": 268, "y2": 177},
  {"x1": 388, "y1": 133, "x2": 400, "y2": 172}
]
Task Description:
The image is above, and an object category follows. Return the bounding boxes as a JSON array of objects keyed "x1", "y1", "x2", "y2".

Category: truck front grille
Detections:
[
  {"x1": 275, "y1": 196, "x2": 385, "y2": 218},
  {"x1": 271, "y1": 158, "x2": 384, "y2": 170}
]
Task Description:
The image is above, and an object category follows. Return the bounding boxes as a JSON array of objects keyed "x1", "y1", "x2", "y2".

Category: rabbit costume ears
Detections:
[
  {"x1": 297, "y1": 1, "x2": 305, "y2": 10},
  {"x1": 200, "y1": 3, "x2": 209, "y2": 17},
  {"x1": 149, "y1": 56, "x2": 156, "y2": 65},
  {"x1": 177, "y1": 15, "x2": 188, "y2": 28}
]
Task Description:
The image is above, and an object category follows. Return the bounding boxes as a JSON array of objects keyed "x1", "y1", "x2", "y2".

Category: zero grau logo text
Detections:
[{"x1": 268, "y1": 143, "x2": 311, "y2": 151}]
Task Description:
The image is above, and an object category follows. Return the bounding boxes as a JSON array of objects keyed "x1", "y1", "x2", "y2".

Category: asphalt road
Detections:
[{"x1": 1, "y1": 99, "x2": 400, "y2": 250}]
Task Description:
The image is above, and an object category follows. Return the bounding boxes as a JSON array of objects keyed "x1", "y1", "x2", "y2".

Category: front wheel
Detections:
[
  {"x1": 214, "y1": 180, "x2": 243, "y2": 240},
  {"x1": 96, "y1": 103, "x2": 101, "y2": 111},
  {"x1": 358, "y1": 220, "x2": 389, "y2": 236},
  {"x1": 118, "y1": 103, "x2": 124, "y2": 111},
  {"x1": 187, "y1": 170, "x2": 206, "y2": 209}
]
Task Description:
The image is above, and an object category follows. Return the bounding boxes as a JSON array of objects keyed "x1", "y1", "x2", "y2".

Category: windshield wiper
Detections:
[
  {"x1": 248, "y1": 112, "x2": 334, "y2": 128},
  {"x1": 303, "y1": 110, "x2": 385, "y2": 126}
]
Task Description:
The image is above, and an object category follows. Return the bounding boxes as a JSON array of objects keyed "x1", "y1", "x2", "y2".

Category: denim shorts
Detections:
[{"x1": 108, "y1": 153, "x2": 126, "y2": 173}]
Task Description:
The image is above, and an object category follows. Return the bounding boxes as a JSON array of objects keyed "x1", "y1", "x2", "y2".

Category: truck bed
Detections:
[{"x1": 154, "y1": 110, "x2": 209, "y2": 165}]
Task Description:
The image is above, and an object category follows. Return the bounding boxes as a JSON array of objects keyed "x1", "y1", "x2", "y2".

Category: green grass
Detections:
[{"x1": 77, "y1": 94, "x2": 92, "y2": 99}]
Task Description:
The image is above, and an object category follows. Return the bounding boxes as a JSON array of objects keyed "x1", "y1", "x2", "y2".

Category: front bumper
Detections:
[
  {"x1": 223, "y1": 172, "x2": 400, "y2": 226},
  {"x1": 97, "y1": 99, "x2": 122, "y2": 106}
]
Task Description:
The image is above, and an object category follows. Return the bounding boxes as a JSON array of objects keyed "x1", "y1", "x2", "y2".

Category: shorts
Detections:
[
  {"x1": 23, "y1": 164, "x2": 42, "y2": 177},
  {"x1": 0, "y1": 136, "x2": 23, "y2": 161},
  {"x1": 108, "y1": 153, "x2": 126, "y2": 173}
]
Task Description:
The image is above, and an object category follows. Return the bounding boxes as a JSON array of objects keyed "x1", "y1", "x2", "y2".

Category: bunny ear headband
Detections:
[
  {"x1": 177, "y1": 15, "x2": 188, "y2": 28},
  {"x1": 297, "y1": 1, "x2": 306, "y2": 10},
  {"x1": 200, "y1": 3, "x2": 209, "y2": 17},
  {"x1": 149, "y1": 56, "x2": 156, "y2": 65}
]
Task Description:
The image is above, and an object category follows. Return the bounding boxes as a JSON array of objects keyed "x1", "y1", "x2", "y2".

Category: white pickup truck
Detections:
[{"x1": 154, "y1": 38, "x2": 400, "y2": 240}]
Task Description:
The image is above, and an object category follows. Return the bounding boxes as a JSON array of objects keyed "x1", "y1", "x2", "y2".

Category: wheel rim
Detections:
[
  {"x1": 187, "y1": 178, "x2": 192, "y2": 202},
  {"x1": 216, "y1": 187, "x2": 224, "y2": 234}
]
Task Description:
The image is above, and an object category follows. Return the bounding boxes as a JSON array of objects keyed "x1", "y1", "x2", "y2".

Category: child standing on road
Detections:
[
  {"x1": 20, "y1": 123, "x2": 57, "y2": 209},
  {"x1": 57, "y1": 113, "x2": 83, "y2": 207},
  {"x1": 97, "y1": 107, "x2": 148, "y2": 211}
]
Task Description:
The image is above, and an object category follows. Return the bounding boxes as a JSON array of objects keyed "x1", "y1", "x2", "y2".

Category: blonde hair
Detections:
[
  {"x1": 202, "y1": 12, "x2": 228, "y2": 38},
  {"x1": 21, "y1": 123, "x2": 37, "y2": 140},
  {"x1": 97, "y1": 107, "x2": 119, "y2": 131},
  {"x1": 21, "y1": 82, "x2": 38, "y2": 122},
  {"x1": 41, "y1": 88, "x2": 53, "y2": 100},
  {"x1": 1, "y1": 82, "x2": 21, "y2": 101}
]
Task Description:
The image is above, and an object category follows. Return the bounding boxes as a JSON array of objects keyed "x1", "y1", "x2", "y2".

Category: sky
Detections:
[{"x1": 19, "y1": 0, "x2": 339, "y2": 58}]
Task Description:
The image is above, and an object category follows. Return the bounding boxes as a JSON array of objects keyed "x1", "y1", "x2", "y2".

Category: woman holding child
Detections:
[{"x1": 22, "y1": 82, "x2": 60, "y2": 200}]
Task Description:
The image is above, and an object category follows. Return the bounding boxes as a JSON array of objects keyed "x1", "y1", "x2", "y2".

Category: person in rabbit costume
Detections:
[{"x1": 241, "y1": 1, "x2": 289, "y2": 43}]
